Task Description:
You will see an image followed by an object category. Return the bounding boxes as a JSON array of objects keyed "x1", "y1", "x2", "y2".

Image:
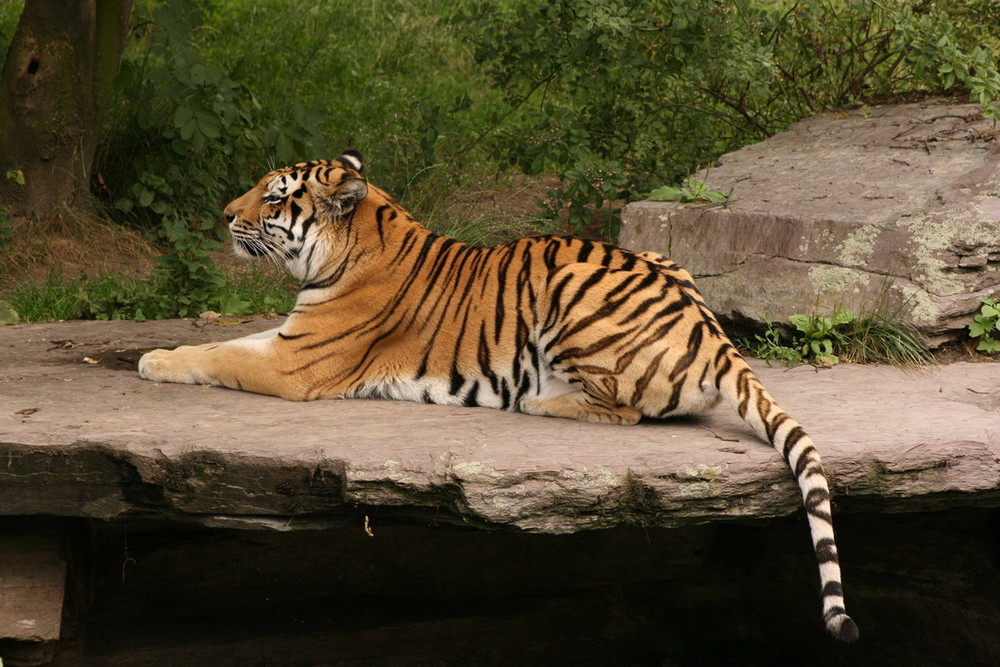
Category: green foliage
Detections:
[
  {"x1": 199, "y1": 0, "x2": 497, "y2": 204},
  {"x1": 6, "y1": 267, "x2": 295, "y2": 324},
  {"x1": 458, "y1": 0, "x2": 1000, "y2": 237},
  {"x1": 150, "y1": 217, "x2": 226, "y2": 318},
  {"x1": 893, "y1": 4, "x2": 1000, "y2": 118},
  {"x1": 968, "y1": 298, "x2": 1000, "y2": 353},
  {"x1": 749, "y1": 310, "x2": 863, "y2": 367},
  {"x1": 743, "y1": 298, "x2": 934, "y2": 368},
  {"x1": 98, "y1": 1, "x2": 325, "y2": 230},
  {"x1": 7, "y1": 272, "x2": 148, "y2": 322},
  {"x1": 788, "y1": 309, "x2": 856, "y2": 366},
  {"x1": 94, "y1": 1, "x2": 326, "y2": 309},
  {"x1": 743, "y1": 317, "x2": 805, "y2": 366}
]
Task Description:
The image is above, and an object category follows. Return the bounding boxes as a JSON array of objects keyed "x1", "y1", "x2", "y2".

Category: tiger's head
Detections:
[{"x1": 224, "y1": 150, "x2": 369, "y2": 281}]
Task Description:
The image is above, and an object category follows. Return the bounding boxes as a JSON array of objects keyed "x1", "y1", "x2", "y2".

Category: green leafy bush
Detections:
[
  {"x1": 743, "y1": 317, "x2": 805, "y2": 366},
  {"x1": 98, "y1": 1, "x2": 325, "y2": 229},
  {"x1": 199, "y1": 0, "x2": 499, "y2": 205},
  {"x1": 93, "y1": 1, "x2": 325, "y2": 316},
  {"x1": 459, "y1": 0, "x2": 1000, "y2": 237}
]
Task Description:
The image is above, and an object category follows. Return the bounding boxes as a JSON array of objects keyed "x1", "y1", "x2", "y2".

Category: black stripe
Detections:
[
  {"x1": 463, "y1": 381, "x2": 480, "y2": 407},
  {"x1": 805, "y1": 488, "x2": 833, "y2": 524},
  {"x1": 375, "y1": 204, "x2": 395, "y2": 247},
  {"x1": 632, "y1": 348, "x2": 668, "y2": 403},
  {"x1": 786, "y1": 431, "x2": 811, "y2": 469},
  {"x1": 603, "y1": 271, "x2": 643, "y2": 302},
  {"x1": 564, "y1": 268, "x2": 608, "y2": 314},
  {"x1": 658, "y1": 376, "x2": 687, "y2": 416},
  {"x1": 814, "y1": 537, "x2": 838, "y2": 563},
  {"x1": 821, "y1": 580, "x2": 844, "y2": 599},
  {"x1": 713, "y1": 346, "x2": 733, "y2": 383},
  {"x1": 449, "y1": 367, "x2": 465, "y2": 395},
  {"x1": 765, "y1": 411, "x2": 789, "y2": 443},
  {"x1": 551, "y1": 330, "x2": 633, "y2": 365},
  {"x1": 619, "y1": 295, "x2": 664, "y2": 325},
  {"x1": 666, "y1": 321, "x2": 705, "y2": 382}
]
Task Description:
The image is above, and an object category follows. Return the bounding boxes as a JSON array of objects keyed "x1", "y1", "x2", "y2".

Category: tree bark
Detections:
[{"x1": 0, "y1": 0, "x2": 133, "y2": 220}]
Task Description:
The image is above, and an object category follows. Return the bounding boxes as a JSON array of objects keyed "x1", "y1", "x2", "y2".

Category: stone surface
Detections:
[
  {"x1": 620, "y1": 97, "x2": 1000, "y2": 345},
  {"x1": 1, "y1": 318, "x2": 998, "y2": 533},
  {"x1": 0, "y1": 535, "x2": 65, "y2": 642},
  {"x1": 0, "y1": 530, "x2": 65, "y2": 667}
]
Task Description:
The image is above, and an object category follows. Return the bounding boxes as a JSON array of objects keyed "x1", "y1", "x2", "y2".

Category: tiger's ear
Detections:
[
  {"x1": 314, "y1": 174, "x2": 368, "y2": 220},
  {"x1": 337, "y1": 149, "x2": 364, "y2": 173}
]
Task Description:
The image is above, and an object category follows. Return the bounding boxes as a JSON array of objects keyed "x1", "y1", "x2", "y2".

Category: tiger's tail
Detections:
[{"x1": 715, "y1": 345, "x2": 859, "y2": 642}]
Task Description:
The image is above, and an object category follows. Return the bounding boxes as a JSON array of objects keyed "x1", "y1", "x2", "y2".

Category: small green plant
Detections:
[
  {"x1": 788, "y1": 309, "x2": 856, "y2": 367},
  {"x1": 742, "y1": 318, "x2": 804, "y2": 366},
  {"x1": 743, "y1": 309, "x2": 853, "y2": 367},
  {"x1": 648, "y1": 178, "x2": 730, "y2": 205},
  {"x1": 968, "y1": 298, "x2": 1000, "y2": 353},
  {"x1": 149, "y1": 216, "x2": 227, "y2": 319}
]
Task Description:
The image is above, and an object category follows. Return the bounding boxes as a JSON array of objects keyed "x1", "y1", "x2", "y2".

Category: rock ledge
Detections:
[{"x1": 1, "y1": 319, "x2": 998, "y2": 533}]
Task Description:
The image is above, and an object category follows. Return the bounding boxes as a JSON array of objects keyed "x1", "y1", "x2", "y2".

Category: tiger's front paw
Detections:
[{"x1": 138, "y1": 348, "x2": 201, "y2": 385}]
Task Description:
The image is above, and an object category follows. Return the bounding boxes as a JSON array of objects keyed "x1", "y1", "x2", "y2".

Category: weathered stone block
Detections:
[
  {"x1": 0, "y1": 534, "x2": 65, "y2": 666},
  {"x1": 620, "y1": 98, "x2": 1000, "y2": 345}
]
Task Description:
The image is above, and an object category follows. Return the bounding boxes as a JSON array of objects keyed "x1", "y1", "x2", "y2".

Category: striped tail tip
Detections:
[{"x1": 826, "y1": 612, "x2": 859, "y2": 642}]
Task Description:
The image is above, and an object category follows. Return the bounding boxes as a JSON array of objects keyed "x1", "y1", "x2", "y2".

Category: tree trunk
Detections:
[{"x1": 0, "y1": 0, "x2": 133, "y2": 220}]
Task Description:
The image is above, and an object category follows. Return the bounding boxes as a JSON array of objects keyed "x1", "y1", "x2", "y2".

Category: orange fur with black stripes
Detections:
[{"x1": 139, "y1": 151, "x2": 857, "y2": 641}]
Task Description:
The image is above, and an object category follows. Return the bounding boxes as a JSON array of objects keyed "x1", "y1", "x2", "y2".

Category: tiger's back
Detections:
[{"x1": 138, "y1": 151, "x2": 857, "y2": 642}]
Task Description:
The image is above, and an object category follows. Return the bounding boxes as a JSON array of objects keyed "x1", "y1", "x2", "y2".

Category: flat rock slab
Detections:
[
  {"x1": 0, "y1": 534, "x2": 65, "y2": 642},
  {"x1": 620, "y1": 97, "x2": 1000, "y2": 344},
  {"x1": 1, "y1": 319, "x2": 998, "y2": 533}
]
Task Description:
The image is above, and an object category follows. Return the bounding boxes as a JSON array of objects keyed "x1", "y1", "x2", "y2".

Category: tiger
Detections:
[{"x1": 138, "y1": 150, "x2": 858, "y2": 642}]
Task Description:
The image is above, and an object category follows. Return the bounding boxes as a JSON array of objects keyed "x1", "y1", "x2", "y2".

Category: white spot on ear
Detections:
[{"x1": 340, "y1": 153, "x2": 362, "y2": 172}]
